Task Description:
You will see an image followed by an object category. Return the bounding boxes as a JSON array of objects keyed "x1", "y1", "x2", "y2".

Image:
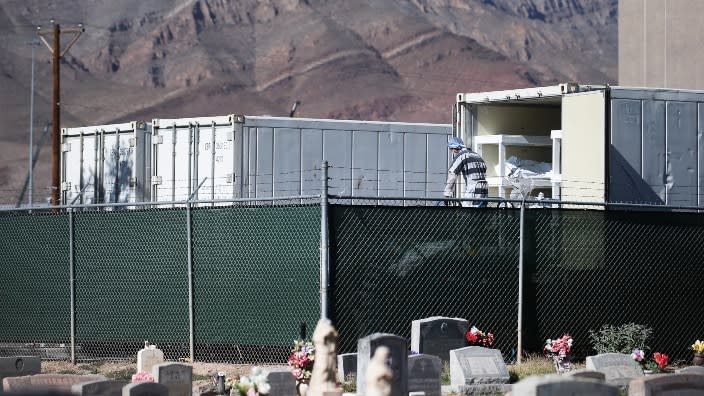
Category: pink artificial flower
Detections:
[
  {"x1": 292, "y1": 368, "x2": 303, "y2": 380},
  {"x1": 247, "y1": 387, "x2": 257, "y2": 396},
  {"x1": 131, "y1": 372, "x2": 154, "y2": 382}
]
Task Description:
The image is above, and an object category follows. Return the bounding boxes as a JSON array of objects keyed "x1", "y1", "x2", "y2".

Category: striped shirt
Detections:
[{"x1": 444, "y1": 148, "x2": 488, "y2": 199}]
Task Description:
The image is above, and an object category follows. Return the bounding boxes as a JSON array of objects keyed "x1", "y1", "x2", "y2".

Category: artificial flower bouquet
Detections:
[
  {"x1": 544, "y1": 334, "x2": 573, "y2": 362},
  {"x1": 288, "y1": 340, "x2": 315, "y2": 383},
  {"x1": 631, "y1": 348, "x2": 669, "y2": 373},
  {"x1": 692, "y1": 340, "x2": 704, "y2": 353},
  {"x1": 229, "y1": 367, "x2": 270, "y2": 396},
  {"x1": 465, "y1": 326, "x2": 495, "y2": 347}
]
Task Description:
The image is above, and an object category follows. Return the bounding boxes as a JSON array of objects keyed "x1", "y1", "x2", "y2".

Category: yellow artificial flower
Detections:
[{"x1": 691, "y1": 340, "x2": 704, "y2": 353}]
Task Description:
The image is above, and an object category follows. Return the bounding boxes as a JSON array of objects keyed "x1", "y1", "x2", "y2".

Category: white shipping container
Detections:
[
  {"x1": 455, "y1": 83, "x2": 704, "y2": 207},
  {"x1": 151, "y1": 115, "x2": 452, "y2": 204},
  {"x1": 61, "y1": 122, "x2": 152, "y2": 205}
]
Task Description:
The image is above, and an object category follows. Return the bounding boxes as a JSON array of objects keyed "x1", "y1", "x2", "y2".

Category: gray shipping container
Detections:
[
  {"x1": 455, "y1": 84, "x2": 704, "y2": 207},
  {"x1": 61, "y1": 122, "x2": 152, "y2": 205},
  {"x1": 150, "y1": 115, "x2": 452, "y2": 204}
]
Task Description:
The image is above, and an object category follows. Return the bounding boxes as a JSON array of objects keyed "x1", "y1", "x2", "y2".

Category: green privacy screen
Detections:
[
  {"x1": 0, "y1": 212, "x2": 70, "y2": 344},
  {"x1": 528, "y1": 209, "x2": 704, "y2": 360},
  {"x1": 73, "y1": 208, "x2": 190, "y2": 359},
  {"x1": 191, "y1": 205, "x2": 321, "y2": 363},
  {"x1": 329, "y1": 204, "x2": 521, "y2": 356}
]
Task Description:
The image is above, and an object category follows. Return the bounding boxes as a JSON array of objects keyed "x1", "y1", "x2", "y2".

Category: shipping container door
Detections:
[
  {"x1": 194, "y1": 122, "x2": 236, "y2": 205},
  {"x1": 561, "y1": 90, "x2": 606, "y2": 203},
  {"x1": 102, "y1": 131, "x2": 135, "y2": 204},
  {"x1": 154, "y1": 125, "x2": 191, "y2": 205},
  {"x1": 63, "y1": 133, "x2": 98, "y2": 205},
  {"x1": 256, "y1": 127, "x2": 274, "y2": 198},
  {"x1": 666, "y1": 101, "x2": 698, "y2": 207}
]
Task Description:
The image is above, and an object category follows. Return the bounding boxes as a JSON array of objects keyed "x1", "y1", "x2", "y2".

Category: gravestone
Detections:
[
  {"x1": 357, "y1": 333, "x2": 408, "y2": 396},
  {"x1": 137, "y1": 342, "x2": 164, "y2": 374},
  {"x1": 3, "y1": 374, "x2": 106, "y2": 393},
  {"x1": 565, "y1": 369, "x2": 606, "y2": 382},
  {"x1": 411, "y1": 317, "x2": 468, "y2": 362},
  {"x1": 152, "y1": 362, "x2": 192, "y2": 396},
  {"x1": 512, "y1": 374, "x2": 619, "y2": 396},
  {"x1": 0, "y1": 356, "x2": 41, "y2": 382},
  {"x1": 408, "y1": 354, "x2": 442, "y2": 396},
  {"x1": 337, "y1": 353, "x2": 357, "y2": 383},
  {"x1": 450, "y1": 346, "x2": 509, "y2": 386},
  {"x1": 676, "y1": 366, "x2": 704, "y2": 375},
  {"x1": 586, "y1": 353, "x2": 643, "y2": 387},
  {"x1": 122, "y1": 381, "x2": 168, "y2": 396},
  {"x1": 72, "y1": 379, "x2": 128, "y2": 396},
  {"x1": 628, "y1": 373, "x2": 704, "y2": 395},
  {"x1": 265, "y1": 370, "x2": 296, "y2": 396}
]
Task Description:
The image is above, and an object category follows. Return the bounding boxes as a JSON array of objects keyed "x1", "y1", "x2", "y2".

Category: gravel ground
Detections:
[{"x1": 41, "y1": 360, "x2": 292, "y2": 389}]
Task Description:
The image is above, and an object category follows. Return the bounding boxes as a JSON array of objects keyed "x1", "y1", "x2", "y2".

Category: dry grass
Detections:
[{"x1": 41, "y1": 360, "x2": 291, "y2": 389}]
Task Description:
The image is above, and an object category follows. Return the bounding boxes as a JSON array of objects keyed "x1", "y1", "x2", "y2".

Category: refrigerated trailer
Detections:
[
  {"x1": 61, "y1": 122, "x2": 152, "y2": 205},
  {"x1": 454, "y1": 83, "x2": 704, "y2": 206},
  {"x1": 150, "y1": 115, "x2": 452, "y2": 204}
]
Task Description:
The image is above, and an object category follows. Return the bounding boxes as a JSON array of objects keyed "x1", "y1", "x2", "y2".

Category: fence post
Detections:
[
  {"x1": 517, "y1": 201, "x2": 526, "y2": 364},
  {"x1": 186, "y1": 200, "x2": 195, "y2": 362},
  {"x1": 320, "y1": 161, "x2": 329, "y2": 319},
  {"x1": 68, "y1": 207, "x2": 76, "y2": 364}
]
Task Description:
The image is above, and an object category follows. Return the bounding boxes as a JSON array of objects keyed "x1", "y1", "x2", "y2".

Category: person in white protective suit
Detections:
[{"x1": 443, "y1": 136, "x2": 488, "y2": 207}]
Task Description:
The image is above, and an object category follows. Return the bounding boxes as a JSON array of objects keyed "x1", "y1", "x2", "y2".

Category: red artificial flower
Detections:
[
  {"x1": 466, "y1": 331, "x2": 478, "y2": 343},
  {"x1": 653, "y1": 352, "x2": 669, "y2": 369}
]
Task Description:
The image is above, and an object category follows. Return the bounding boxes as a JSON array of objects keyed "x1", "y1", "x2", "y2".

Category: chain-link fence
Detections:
[
  {"x1": 0, "y1": 198, "x2": 321, "y2": 364},
  {"x1": 328, "y1": 197, "x2": 704, "y2": 362},
  {"x1": 2, "y1": 195, "x2": 704, "y2": 364}
]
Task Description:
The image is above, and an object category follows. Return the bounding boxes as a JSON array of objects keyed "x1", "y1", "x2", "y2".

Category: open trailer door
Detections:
[{"x1": 561, "y1": 90, "x2": 607, "y2": 204}]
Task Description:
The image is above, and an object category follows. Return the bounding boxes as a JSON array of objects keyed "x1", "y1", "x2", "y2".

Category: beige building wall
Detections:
[{"x1": 619, "y1": 0, "x2": 704, "y2": 89}]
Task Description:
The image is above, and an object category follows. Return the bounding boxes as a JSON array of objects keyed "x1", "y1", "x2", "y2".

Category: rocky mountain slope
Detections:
[{"x1": 0, "y1": 0, "x2": 617, "y2": 205}]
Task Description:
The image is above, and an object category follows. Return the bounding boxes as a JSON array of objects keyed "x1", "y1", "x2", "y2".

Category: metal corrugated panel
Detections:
[
  {"x1": 61, "y1": 122, "x2": 151, "y2": 205},
  {"x1": 610, "y1": 87, "x2": 704, "y2": 207}
]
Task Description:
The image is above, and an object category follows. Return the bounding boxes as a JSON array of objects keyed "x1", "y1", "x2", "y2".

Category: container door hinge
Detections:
[
  {"x1": 61, "y1": 181, "x2": 71, "y2": 191},
  {"x1": 129, "y1": 177, "x2": 137, "y2": 187},
  {"x1": 227, "y1": 131, "x2": 233, "y2": 141},
  {"x1": 153, "y1": 136, "x2": 164, "y2": 144},
  {"x1": 152, "y1": 176, "x2": 163, "y2": 185},
  {"x1": 61, "y1": 143, "x2": 71, "y2": 152},
  {"x1": 129, "y1": 138, "x2": 137, "y2": 147},
  {"x1": 226, "y1": 174, "x2": 234, "y2": 183}
]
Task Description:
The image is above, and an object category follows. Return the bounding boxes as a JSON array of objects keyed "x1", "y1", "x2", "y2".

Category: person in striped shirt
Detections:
[{"x1": 443, "y1": 137, "x2": 488, "y2": 207}]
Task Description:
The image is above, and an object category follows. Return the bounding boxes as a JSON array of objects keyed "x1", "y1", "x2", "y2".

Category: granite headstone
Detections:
[
  {"x1": 586, "y1": 353, "x2": 643, "y2": 387},
  {"x1": 121, "y1": 381, "x2": 168, "y2": 396},
  {"x1": 357, "y1": 333, "x2": 407, "y2": 396},
  {"x1": 408, "y1": 354, "x2": 442, "y2": 396},
  {"x1": 336, "y1": 353, "x2": 357, "y2": 383},
  {"x1": 411, "y1": 317, "x2": 468, "y2": 362},
  {"x1": 449, "y1": 346, "x2": 509, "y2": 386},
  {"x1": 512, "y1": 374, "x2": 619, "y2": 396},
  {"x1": 152, "y1": 363, "x2": 192, "y2": 396},
  {"x1": 265, "y1": 370, "x2": 296, "y2": 396},
  {"x1": 71, "y1": 379, "x2": 128, "y2": 396},
  {"x1": 0, "y1": 356, "x2": 41, "y2": 383},
  {"x1": 3, "y1": 374, "x2": 106, "y2": 393},
  {"x1": 628, "y1": 373, "x2": 704, "y2": 395}
]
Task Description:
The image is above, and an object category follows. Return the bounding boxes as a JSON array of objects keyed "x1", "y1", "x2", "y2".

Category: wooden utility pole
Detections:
[{"x1": 37, "y1": 22, "x2": 84, "y2": 206}]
